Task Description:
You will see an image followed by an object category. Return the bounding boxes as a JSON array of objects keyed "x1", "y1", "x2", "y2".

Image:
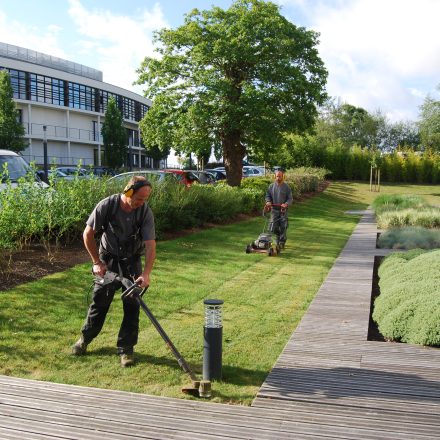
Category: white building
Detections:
[{"x1": 0, "y1": 42, "x2": 159, "y2": 169}]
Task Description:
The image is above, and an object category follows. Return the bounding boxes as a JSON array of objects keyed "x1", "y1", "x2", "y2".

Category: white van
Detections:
[{"x1": 0, "y1": 149, "x2": 49, "y2": 190}]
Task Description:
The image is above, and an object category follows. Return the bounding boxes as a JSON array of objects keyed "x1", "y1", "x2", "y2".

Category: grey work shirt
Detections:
[
  {"x1": 265, "y1": 182, "x2": 293, "y2": 206},
  {"x1": 87, "y1": 194, "x2": 155, "y2": 258}
]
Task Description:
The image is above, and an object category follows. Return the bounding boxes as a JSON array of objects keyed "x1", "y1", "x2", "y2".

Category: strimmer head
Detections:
[{"x1": 181, "y1": 380, "x2": 212, "y2": 398}]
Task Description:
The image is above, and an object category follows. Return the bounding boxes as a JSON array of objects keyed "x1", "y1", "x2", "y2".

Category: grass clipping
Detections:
[{"x1": 373, "y1": 249, "x2": 440, "y2": 346}]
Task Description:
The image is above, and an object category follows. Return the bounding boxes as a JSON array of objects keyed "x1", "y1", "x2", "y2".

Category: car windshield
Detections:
[{"x1": 0, "y1": 154, "x2": 30, "y2": 182}]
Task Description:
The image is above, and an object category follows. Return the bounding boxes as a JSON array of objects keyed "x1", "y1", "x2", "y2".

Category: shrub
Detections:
[
  {"x1": 0, "y1": 167, "x2": 327, "y2": 250},
  {"x1": 378, "y1": 227, "x2": 440, "y2": 250},
  {"x1": 372, "y1": 194, "x2": 427, "y2": 214},
  {"x1": 377, "y1": 206, "x2": 440, "y2": 229},
  {"x1": 373, "y1": 249, "x2": 440, "y2": 346}
]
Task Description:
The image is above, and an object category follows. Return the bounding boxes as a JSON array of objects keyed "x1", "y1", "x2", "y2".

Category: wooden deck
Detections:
[{"x1": 1, "y1": 210, "x2": 439, "y2": 439}]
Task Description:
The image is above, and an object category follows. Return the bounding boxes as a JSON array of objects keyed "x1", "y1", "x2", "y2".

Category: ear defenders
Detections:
[{"x1": 123, "y1": 180, "x2": 149, "y2": 198}]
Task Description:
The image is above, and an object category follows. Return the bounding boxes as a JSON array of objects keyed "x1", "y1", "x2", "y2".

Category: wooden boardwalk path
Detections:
[
  {"x1": 1, "y1": 210, "x2": 439, "y2": 439},
  {"x1": 253, "y1": 209, "x2": 440, "y2": 439}
]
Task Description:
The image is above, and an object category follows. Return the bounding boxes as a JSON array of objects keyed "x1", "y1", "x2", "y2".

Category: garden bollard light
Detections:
[{"x1": 203, "y1": 299, "x2": 223, "y2": 381}]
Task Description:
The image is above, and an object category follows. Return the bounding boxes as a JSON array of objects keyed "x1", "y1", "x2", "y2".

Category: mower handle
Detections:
[{"x1": 264, "y1": 203, "x2": 287, "y2": 213}]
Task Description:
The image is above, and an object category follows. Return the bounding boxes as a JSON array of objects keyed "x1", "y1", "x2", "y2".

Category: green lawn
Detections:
[{"x1": 1, "y1": 181, "x2": 439, "y2": 404}]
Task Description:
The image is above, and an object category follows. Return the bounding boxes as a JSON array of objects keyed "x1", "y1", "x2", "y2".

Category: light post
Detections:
[
  {"x1": 43, "y1": 125, "x2": 48, "y2": 181},
  {"x1": 203, "y1": 299, "x2": 224, "y2": 381}
]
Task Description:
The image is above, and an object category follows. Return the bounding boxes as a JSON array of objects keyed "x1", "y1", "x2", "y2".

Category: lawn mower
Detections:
[
  {"x1": 95, "y1": 271, "x2": 211, "y2": 398},
  {"x1": 245, "y1": 204, "x2": 286, "y2": 256}
]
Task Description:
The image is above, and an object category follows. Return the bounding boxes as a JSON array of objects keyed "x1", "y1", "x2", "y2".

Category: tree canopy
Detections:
[
  {"x1": 101, "y1": 97, "x2": 127, "y2": 168},
  {"x1": 0, "y1": 70, "x2": 25, "y2": 152},
  {"x1": 136, "y1": 0, "x2": 327, "y2": 185},
  {"x1": 418, "y1": 91, "x2": 440, "y2": 151}
]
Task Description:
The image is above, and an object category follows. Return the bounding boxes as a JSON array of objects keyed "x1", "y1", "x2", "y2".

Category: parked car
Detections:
[
  {"x1": 162, "y1": 169, "x2": 200, "y2": 186},
  {"x1": 55, "y1": 166, "x2": 90, "y2": 178},
  {"x1": 107, "y1": 170, "x2": 176, "y2": 188},
  {"x1": 36, "y1": 168, "x2": 74, "y2": 182},
  {"x1": 191, "y1": 170, "x2": 216, "y2": 184},
  {"x1": 211, "y1": 166, "x2": 265, "y2": 178},
  {"x1": 204, "y1": 169, "x2": 227, "y2": 181},
  {"x1": 243, "y1": 166, "x2": 265, "y2": 177},
  {"x1": 0, "y1": 149, "x2": 48, "y2": 189},
  {"x1": 89, "y1": 166, "x2": 116, "y2": 177}
]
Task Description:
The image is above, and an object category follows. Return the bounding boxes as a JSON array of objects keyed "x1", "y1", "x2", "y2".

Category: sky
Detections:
[{"x1": 0, "y1": 0, "x2": 439, "y2": 123}]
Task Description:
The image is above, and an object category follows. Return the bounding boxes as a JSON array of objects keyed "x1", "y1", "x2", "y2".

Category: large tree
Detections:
[
  {"x1": 136, "y1": 0, "x2": 327, "y2": 185},
  {"x1": 101, "y1": 97, "x2": 127, "y2": 168},
  {"x1": 0, "y1": 70, "x2": 26, "y2": 152},
  {"x1": 418, "y1": 91, "x2": 440, "y2": 151}
]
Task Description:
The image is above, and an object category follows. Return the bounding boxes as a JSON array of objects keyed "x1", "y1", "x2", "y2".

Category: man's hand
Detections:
[
  {"x1": 281, "y1": 203, "x2": 288, "y2": 209},
  {"x1": 92, "y1": 261, "x2": 107, "y2": 278},
  {"x1": 135, "y1": 273, "x2": 150, "y2": 288}
]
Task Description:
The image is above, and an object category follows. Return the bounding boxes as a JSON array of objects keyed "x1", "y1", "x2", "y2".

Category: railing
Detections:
[
  {"x1": 0, "y1": 42, "x2": 102, "y2": 82},
  {"x1": 23, "y1": 123, "x2": 143, "y2": 147},
  {"x1": 22, "y1": 154, "x2": 95, "y2": 167}
]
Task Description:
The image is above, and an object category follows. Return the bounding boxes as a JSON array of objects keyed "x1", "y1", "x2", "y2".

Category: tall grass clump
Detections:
[
  {"x1": 377, "y1": 206, "x2": 440, "y2": 229},
  {"x1": 372, "y1": 194, "x2": 427, "y2": 214},
  {"x1": 373, "y1": 249, "x2": 440, "y2": 346},
  {"x1": 373, "y1": 194, "x2": 440, "y2": 229},
  {"x1": 378, "y1": 227, "x2": 440, "y2": 250}
]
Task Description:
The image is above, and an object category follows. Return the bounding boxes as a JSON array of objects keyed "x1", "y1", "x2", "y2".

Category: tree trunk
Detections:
[{"x1": 222, "y1": 130, "x2": 245, "y2": 186}]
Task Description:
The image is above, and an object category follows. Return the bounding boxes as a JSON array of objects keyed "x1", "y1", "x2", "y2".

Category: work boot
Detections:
[
  {"x1": 120, "y1": 353, "x2": 135, "y2": 367},
  {"x1": 71, "y1": 336, "x2": 87, "y2": 355}
]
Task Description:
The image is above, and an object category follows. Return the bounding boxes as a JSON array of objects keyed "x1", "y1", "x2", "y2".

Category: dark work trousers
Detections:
[
  {"x1": 81, "y1": 253, "x2": 142, "y2": 355},
  {"x1": 269, "y1": 208, "x2": 288, "y2": 244}
]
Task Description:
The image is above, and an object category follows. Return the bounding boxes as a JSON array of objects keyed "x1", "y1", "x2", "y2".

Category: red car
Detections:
[{"x1": 162, "y1": 169, "x2": 200, "y2": 187}]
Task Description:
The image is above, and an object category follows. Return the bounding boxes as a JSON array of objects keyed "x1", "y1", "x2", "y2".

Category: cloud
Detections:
[
  {"x1": 0, "y1": 10, "x2": 67, "y2": 59},
  {"x1": 67, "y1": 0, "x2": 169, "y2": 92},
  {"x1": 282, "y1": 0, "x2": 440, "y2": 121}
]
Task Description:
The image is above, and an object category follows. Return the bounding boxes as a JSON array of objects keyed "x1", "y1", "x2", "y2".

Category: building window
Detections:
[
  {"x1": 123, "y1": 96, "x2": 136, "y2": 120},
  {"x1": 6, "y1": 69, "x2": 27, "y2": 99},
  {"x1": 68, "y1": 82, "x2": 95, "y2": 111},
  {"x1": 99, "y1": 90, "x2": 119, "y2": 114},
  {"x1": 1, "y1": 66, "x2": 149, "y2": 122}
]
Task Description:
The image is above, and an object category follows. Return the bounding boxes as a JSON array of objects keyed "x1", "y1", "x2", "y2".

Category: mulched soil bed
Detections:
[
  {"x1": 367, "y1": 255, "x2": 386, "y2": 342},
  {"x1": 0, "y1": 180, "x2": 330, "y2": 291}
]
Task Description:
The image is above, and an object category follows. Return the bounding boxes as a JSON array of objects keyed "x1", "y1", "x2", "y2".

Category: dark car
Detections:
[
  {"x1": 90, "y1": 166, "x2": 116, "y2": 177},
  {"x1": 204, "y1": 169, "x2": 227, "y2": 181},
  {"x1": 162, "y1": 169, "x2": 200, "y2": 186},
  {"x1": 191, "y1": 170, "x2": 216, "y2": 184}
]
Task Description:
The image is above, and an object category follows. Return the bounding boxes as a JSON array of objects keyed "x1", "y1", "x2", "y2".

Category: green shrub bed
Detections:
[
  {"x1": 373, "y1": 249, "x2": 440, "y2": 346},
  {"x1": 378, "y1": 227, "x2": 440, "y2": 250},
  {"x1": 0, "y1": 167, "x2": 326, "y2": 250}
]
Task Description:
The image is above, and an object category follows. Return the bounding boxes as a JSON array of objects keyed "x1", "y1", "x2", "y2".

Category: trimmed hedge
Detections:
[
  {"x1": 373, "y1": 249, "x2": 440, "y2": 346},
  {"x1": 0, "y1": 168, "x2": 326, "y2": 250}
]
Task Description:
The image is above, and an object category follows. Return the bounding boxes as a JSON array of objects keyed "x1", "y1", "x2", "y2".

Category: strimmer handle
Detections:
[{"x1": 120, "y1": 282, "x2": 147, "y2": 300}]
